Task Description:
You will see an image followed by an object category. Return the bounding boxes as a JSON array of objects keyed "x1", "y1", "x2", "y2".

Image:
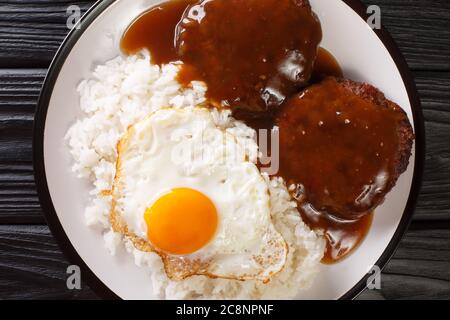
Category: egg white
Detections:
[{"x1": 111, "y1": 107, "x2": 287, "y2": 281}]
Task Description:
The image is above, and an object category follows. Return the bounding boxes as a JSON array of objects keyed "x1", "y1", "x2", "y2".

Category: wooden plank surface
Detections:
[
  {"x1": 0, "y1": 1, "x2": 93, "y2": 68},
  {"x1": 364, "y1": 0, "x2": 450, "y2": 71},
  {"x1": 0, "y1": 0, "x2": 449, "y2": 300},
  {"x1": 0, "y1": 225, "x2": 97, "y2": 299},
  {"x1": 0, "y1": 224, "x2": 448, "y2": 300}
]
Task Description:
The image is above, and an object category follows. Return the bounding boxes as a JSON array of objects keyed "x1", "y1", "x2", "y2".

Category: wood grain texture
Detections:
[
  {"x1": 0, "y1": 1, "x2": 93, "y2": 68},
  {"x1": 0, "y1": 69, "x2": 44, "y2": 223},
  {"x1": 0, "y1": 225, "x2": 97, "y2": 299},
  {"x1": 358, "y1": 225, "x2": 450, "y2": 300},
  {"x1": 0, "y1": 224, "x2": 448, "y2": 300},
  {"x1": 364, "y1": 0, "x2": 450, "y2": 71}
]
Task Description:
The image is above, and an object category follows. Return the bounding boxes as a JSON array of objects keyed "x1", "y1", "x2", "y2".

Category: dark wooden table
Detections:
[{"x1": 0, "y1": 0, "x2": 449, "y2": 300}]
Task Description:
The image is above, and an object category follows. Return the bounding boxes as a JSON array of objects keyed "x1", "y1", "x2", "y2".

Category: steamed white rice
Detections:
[{"x1": 65, "y1": 53, "x2": 325, "y2": 299}]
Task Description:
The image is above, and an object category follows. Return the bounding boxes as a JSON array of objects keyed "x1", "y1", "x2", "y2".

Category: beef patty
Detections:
[
  {"x1": 175, "y1": 0, "x2": 322, "y2": 114},
  {"x1": 276, "y1": 77, "x2": 414, "y2": 220}
]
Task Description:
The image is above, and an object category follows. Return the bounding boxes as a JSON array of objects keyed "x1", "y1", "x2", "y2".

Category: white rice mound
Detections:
[{"x1": 65, "y1": 53, "x2": 325, "y2": 299}]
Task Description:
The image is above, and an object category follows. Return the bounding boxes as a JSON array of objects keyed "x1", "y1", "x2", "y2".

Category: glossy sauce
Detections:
[
  {"x1": 121, "y1": 0, "x2": 197, "y2": 65},
  {"x1": 236, "y1": 47, "x2": 344, "y2": 132},
  {"x1": 276, "y1": 78, "x2": 407, "y2": 262},
  {"x1": 121, "y1": 0, "x2": 379, "y2": 264},
  {"x1": 123, "y1": 0, "x2": 322, "y2": 114},
  {"x1": 312, "y1": 47, "x2": 344, "y2": 82},
  {"x1": 176, "y1": 0, "x2": 322, "y2": 114},
  {"x1": 301, "y1": 203, "x2": 373, "y2": 264}
]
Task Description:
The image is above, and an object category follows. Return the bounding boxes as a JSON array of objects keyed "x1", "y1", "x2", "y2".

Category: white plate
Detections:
[{"x1": 33, "y1": 0, "x2": 424, "y2": 300}]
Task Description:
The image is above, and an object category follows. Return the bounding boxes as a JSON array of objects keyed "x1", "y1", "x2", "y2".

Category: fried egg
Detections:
[{"x1": 110, "y1": 108, "x2": 287, "y2": 282}]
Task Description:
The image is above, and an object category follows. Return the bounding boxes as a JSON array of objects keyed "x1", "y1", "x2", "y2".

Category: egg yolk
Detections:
[{"x1": 144, "y1": 188, "x2": 218, "y2": 255}]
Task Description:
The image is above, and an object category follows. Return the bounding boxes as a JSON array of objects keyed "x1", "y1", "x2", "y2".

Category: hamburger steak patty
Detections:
[
  {"x1": 276, "y1": 77, "x2": 415, "y2": 220},
  {"x1": 175, "y1": 0, "x2": 322, "y2": 113},
  {"x1": 337, "y1": 78, "x2": 415, "y2": 181}
]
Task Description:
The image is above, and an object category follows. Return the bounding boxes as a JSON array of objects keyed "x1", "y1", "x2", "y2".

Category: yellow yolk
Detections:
[{"x1": 144, "y1": 188, "x2": 218, "y2": 255}]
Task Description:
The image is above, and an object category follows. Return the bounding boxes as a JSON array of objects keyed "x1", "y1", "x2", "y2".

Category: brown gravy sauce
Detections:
[
  {"x1": 122, "y1": 0, "x2": 322, "y2": 114},
  {"x1": 175, "y1": 0, "x2": 322, "y2": 114},
  {"x1": 121, "y1": 0, "x2": 197, "y2": 64},
  {"x1": 276, "y1": 76, "x2": 407, "y2": 263},
  {"x1": 302, "y1": 204, "x2": 373, "y2": 264},
  {"x1": 312, "y1": 47, "x2": 344, "y2": 82},
  {"x1": 121, "y1": 0, "x2": 374, "y2": 264}
]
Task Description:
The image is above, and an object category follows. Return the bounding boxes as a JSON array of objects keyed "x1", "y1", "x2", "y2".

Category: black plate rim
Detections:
[{"x1": 33, "y1": 0, "x2": 425, "y2": 300}]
